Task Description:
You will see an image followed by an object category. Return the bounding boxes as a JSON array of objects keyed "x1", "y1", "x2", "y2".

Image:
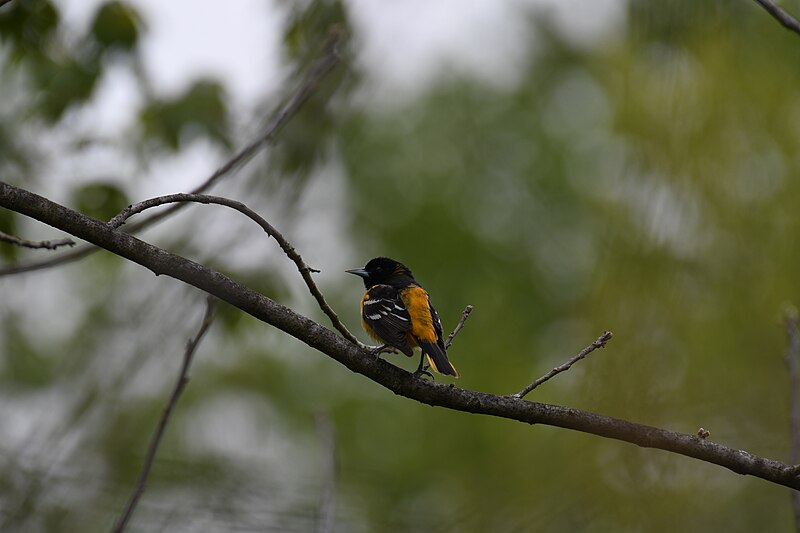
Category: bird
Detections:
[{"x1": 346, "y1": 257, "x2": 459, "y2": 378}]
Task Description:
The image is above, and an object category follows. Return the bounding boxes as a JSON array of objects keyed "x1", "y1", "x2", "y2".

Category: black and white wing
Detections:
[
  {"x1": 429, "y1": 301, "x2": 446, "y2": 350},
  {"x1": 361, "y1": 284, "x2": 414, "y2": 356}
]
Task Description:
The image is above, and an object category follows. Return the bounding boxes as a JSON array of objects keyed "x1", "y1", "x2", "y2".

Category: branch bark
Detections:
[
  {"x1": 2, "y1": 181, "x2": 800, "y2": 491},
  {"x1": 752, "y1": 0, "x2": 800, "y2": 34}
]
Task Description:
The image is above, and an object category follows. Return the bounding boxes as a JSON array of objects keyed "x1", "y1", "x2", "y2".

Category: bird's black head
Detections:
[{"x1": 346, "y1": 257, "x2": 414, "y2": 288}]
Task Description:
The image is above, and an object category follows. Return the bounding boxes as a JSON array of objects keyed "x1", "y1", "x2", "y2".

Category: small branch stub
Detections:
[
  {"x1": 0, "y1": 230, "x2": 75, "y2": 250},
  {"x1": 445, "y1": 305, "x2": 473, "y2": 350},
  {"x1": 514, "y1": 330, "x2": 614, "y2": 399}
]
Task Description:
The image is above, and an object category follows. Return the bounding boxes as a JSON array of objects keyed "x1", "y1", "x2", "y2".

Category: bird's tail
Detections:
[{"x1": 419, "y1": 341, "x2": 459, "y2": 378}]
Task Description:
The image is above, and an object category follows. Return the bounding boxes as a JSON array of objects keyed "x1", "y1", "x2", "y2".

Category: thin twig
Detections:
[
  {"x1": 0, "y1": 231, "x2": 75, "y2": 250},
  {"x1": 514, "y1": 331, "x2": 613, "y2": 399},
  {"x1": 444, "y1": 305, "x2": 473, "y2": 350},
  {"x1": 315, "y1": 414, "x2": 337, "y2": 533},
  {"x1": 112, "y1": 297, "x2": 216, "y2": 533},
  {"x1": 753, "y1": 0, "x2": 800, "y2": 34},
  {"x1": 785, "y1": 307, "x2": 800, "y2": 531},
  {"x1": 0, "y1": 30, "x2": 343, "y2": 277},
  {"x1": 108, "y1": 193, "x2": 361, "y2": 345}
]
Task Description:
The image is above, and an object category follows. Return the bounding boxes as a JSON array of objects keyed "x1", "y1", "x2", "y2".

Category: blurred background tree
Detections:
[{"x1": 1, "y1": 0, "x2": 800, "y2": 531}]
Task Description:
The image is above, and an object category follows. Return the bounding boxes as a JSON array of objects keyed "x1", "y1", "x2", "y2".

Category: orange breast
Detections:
[{"x1": 399, "y1": 286, "x2": 437, "y2": 343}]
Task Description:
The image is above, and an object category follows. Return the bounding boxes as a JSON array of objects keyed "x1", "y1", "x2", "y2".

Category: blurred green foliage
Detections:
[
  {"x1": 2, "y1": 0, "x2": 800, "y2": 531},
  {"x1": 265, "y1": 0, "x2": 352, "y2": 181},
  {"x1": 0, "y1": 0, "x2": 144, "y2": 122},
  {"x1": 0, "y1": 207, "x2": 18, "y2": 261},
  {"x1": 140, "y1": 79, "x2": 230, "y2": 151},
  {"x1": 33, "y1": 56, "x2": 100, "y2": 121},
  {"x1": 0, "y1": 0, "x2": 59, "y2": 58},
  {"x1": 0, "y1": 317, "x2": 53, "y2": 388},
  {"x1": 71, "y1": 182, "x2": 129, "y2": 221},
  {"x1": 90, "y1": 1, "x2": 141, "y2": 52}
]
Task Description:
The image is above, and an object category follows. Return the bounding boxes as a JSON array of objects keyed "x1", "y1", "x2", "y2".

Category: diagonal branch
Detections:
[
  {"x1": 4, "y1": 181, "x2": 800, "y2": 491},
  {"x1": 0, "y1": 30, "x2": 343, "y2": 277},
  {"x1": 112, "y1": 296, "x2": 216, "y2": 533},
  {"x1": 752, "y1": 0, "x2": 800, "y2": 34},
  {"x1": 108, "y1": 192, "x2": 360, "y2": 344},
  {"x1": 514, "y1": 331, "x2": 613, "y2": 399},
  {"x1": 0, "y1": 230, "x2": 75, "y2": 250}
]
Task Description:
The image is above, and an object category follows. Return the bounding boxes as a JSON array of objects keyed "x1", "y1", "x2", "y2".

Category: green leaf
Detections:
[
  {"x1": 0, "y1": 0, "x2": 59, "y2": 56},
  {"x1": 90, "y1": 1, "x2": 142, "y2": 52},
  {"x1": 282, "y1": 0, "x2": 347, "y2": 62},
  {"x1": 33, "y1": 57, "x2": 100, "y2": 122},
  {"x1": 1, "y1": 320, "x2": 53, "y2": 388},
  {"x1": 140, "y1": 79, "x2": 230, "y2": 150},
  {"x1": 71, "y1": 182, "x2": 129, "y2": 221}
]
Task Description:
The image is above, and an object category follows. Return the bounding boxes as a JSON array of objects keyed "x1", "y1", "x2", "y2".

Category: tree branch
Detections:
[
  {"x1": 3, "y1": 181, "x2": 800, "y2": 491},
  {"x1": 444, "y1": 305, "x2": 473, "y2": 350},
  {"x1": 785, "y1": 307, "x2": 800, "y2": 530},
  {"x1": 0, "y1": 30, "x2": 343, "y2": 277},
  {"x1": 108, "y1": 192, "x2": 361, "y2": 345},
  {"x1": 752, "y1": 0, "x2": 800, "y2": 34},
  {"x1": 0, "y1": 230, "x2": 75, "y2": 250},
  {"x1": 514, "y1": 331, "x2": 613, "y2": 399},
  {"x1": 112, "y1": 296, "x2": 216, "y2": 533}
]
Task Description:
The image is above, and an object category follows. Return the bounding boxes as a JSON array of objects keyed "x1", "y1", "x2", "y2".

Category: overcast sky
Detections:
[{"x1": 56, "y1": 0, "x2": 625, "y2": 106}]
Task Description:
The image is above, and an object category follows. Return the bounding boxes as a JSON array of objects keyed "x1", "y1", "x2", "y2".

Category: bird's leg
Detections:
[
  {"x1": 413, "y1": 352, "x2": 435, "y2": 380},
  {"x1": 369, "y1": 344, "x2": 397, "y2": 357}
]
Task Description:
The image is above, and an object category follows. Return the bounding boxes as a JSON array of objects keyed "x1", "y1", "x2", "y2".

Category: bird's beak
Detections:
[{"x1": 346, "y1": 268, "x2": 369, "y2": 278}]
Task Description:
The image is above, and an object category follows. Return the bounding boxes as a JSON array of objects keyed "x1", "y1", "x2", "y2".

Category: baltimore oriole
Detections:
[{"x1": 347, "y1": 257, "x2": 459, "y2": 378}]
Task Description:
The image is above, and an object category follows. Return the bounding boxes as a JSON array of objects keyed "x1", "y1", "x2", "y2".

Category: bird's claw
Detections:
[
  {"x1": 369, "y1": 344, "x2": 396, "y2": 357},
  {"x1": 413, "y1": 366, "x2": 436, "y2": 380}
]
